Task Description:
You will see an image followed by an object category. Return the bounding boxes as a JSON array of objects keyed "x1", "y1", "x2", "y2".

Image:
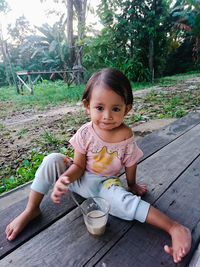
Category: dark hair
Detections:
[{"x1": 82, "y1": 68, "x2": 133, "y2": 105}]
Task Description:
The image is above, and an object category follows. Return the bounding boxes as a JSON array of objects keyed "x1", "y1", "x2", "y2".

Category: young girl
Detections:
[{"x1": 6, "y1": 68, "x2": 191, "y2": 263}]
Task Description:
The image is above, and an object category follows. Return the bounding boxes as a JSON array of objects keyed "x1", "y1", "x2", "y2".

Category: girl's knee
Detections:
[
  {"x1": 43, "y1": 153, "x2": 64, "y2": 165},
  {"x1": 37, "y1": 152, "x2": 68, "y2": 180},
  {"x1": 32, "y1": 153, "x2": 69, "y2": 194},
  {"x1": 44, "y1": 153, "x2": 72, "y2": 169}
]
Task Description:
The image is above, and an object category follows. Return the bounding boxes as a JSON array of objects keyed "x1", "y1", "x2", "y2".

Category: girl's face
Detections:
[{"x1": 83, "y1": 83, "x2": 132, "y2": 131}]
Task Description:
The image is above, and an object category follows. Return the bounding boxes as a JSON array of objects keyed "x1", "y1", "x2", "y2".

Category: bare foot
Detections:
[
  {"x1": 5, "y1": 208, "x2": 41, "y2": 241},
  {"x1": 164, "y1": 222, "x2": 191, "y2": 263}
]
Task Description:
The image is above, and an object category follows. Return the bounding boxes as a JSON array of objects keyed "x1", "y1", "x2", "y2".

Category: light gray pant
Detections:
[{"x1": 31, "y1": 153, "x2": 150, "y2": 222}]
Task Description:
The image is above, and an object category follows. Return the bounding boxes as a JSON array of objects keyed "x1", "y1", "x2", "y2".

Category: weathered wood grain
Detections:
[
  {"x1": 0, "y1": 112, "x2": 199, "y2": 265},
  {"x1": 137, "y1": 123, "x2": 200, "y2": 204},
  {"x1": 1, "y1": 127, "x2": 199, "y2": 266},
  {"x1": 137, "y1": 111, "x2": 200, "y2": 162},
  {"x1": 0, "y1": 190, "x2": 84, "y2": 259},
  {"x1": 0, "y1": 208, "x2": 134, "y2": 267},
  {"x1": 0, "y1": 183, "x2": 31, "y2": 211},
  {"x1": 90, "y1": 155, "x2": 200, "y2": 267},
  {"x1": 1, "y1": 113, "x2": 197, "y2": 260}
]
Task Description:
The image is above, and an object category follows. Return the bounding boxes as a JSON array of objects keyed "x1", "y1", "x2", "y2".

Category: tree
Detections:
[
  {"x1": 7, "y1": 15, "x2": 36, "y2": 45},
  {"x1": 5, "y1": 15, "x2": 43, "y2": 85},
  {"x1": 0, "y1": 0, "x2": 11, "y2": 85},
  {"x1": 5, "y1": 14, "x2": 70, "y2": 72},
  {"x1": 67, "y1": 0, "x2": 74, "y2": 66},
  {"x1": 173, "y1": 0, "x2": 200, "y2": 62},
  {"x1": 94, "y1": 0, "x2": 192, "y2": 81},
  {"x1": 95, "y1": 0, "x2": 168, "y2": 80},
  {"x1": 36, "y1": 21, "x2": 70, "y2": 69},
  {"x1": 0, "y1": 61, "x2": 6, "y2": 86},
  {"x1": 41, "y1": 0, "x2": 87, "y2": 67},
  {"x1": 0, "y1": 31, "x2": 11, "y2": 85},
  {"x1": 83, "y1": 26, "x2": 118, "y2": 72},
  {"x1": 0, "y1": 0, "x2": 8, "y2": 12},
  {"x1": 18, "y1": 20, "x2": 70, "y2": 71},
  {"x1": 73, "y1": 0, "x2": 87, "y2": 65}
]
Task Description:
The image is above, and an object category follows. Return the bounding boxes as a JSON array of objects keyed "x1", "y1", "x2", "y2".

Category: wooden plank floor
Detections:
[
  {"x1": 1, "y1": 112, "x2": 198, "y2": 259},
  {"x1": 136, "y1": 111, "x2": 200, "y2": 162},
  {"x1": 92, "y1": 156, "x2": 200, "y2": 267},
  {"x1": 0, "y1": 112, "x2": 200, "y2": 267},
  {"x1": 0, "y1": 190, "x2": 84, "y2": 259}
]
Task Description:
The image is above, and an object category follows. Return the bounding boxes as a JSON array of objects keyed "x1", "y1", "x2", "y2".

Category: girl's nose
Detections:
[{"x1": 103, "y1": 110, "x2": 113, "y2": 120}]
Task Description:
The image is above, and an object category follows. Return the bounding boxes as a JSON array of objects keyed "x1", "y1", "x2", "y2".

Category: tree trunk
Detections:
[
  {"x1": 148, "y1": 0, "x2": 156, "y2": 82},
  {"x1": 67, "y1": 0, "x2": 75, "y2": 67},
  {"x1": 4, "y1": 41, "x2": 19, "y2": 92},
  {"x1": 0, "y1": 24, "x2": 11, "y2": 86},
  {"x1": 1, "y1": 40, "x2": 11, "y2": 86},
  {"x1": 73, "y1": 0, "x2": 87, "y2": 65},
  {"x1": 148, "y1": 37, "x2": 154, "y2": 81}
]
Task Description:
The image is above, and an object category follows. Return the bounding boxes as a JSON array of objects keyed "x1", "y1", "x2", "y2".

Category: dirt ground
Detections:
[{"x1": 0, "y1": 76, "x2": 200, "y2": 177}]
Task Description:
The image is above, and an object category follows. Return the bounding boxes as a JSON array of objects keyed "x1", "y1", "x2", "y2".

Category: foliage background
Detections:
[{"x1": 0, "y1": 0, "x2": 200, "y2": 86}]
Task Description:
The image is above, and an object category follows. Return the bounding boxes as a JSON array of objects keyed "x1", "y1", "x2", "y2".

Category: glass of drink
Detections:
[{"x1": 81, "y1": 197, "x2": 110, "y2": 236}]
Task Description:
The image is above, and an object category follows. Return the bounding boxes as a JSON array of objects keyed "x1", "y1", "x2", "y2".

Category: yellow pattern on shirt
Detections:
[{"x1": 92, "y1": 146, "x2": 118, "y2": 173}]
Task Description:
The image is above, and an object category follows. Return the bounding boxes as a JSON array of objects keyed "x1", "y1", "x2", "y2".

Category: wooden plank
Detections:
[
  {"x1": 0, "y1": 190, "x2": 84, "y2": 259},
  {"x1": 33, "y1": 74, "x2": 41, "y2": 84},
  {"x1": 0, "y1": 183, "x2": 31, "y2": 212},
  {"x1": 136, "y1": 112, "x2": 200, "y2": 162},
  {"x1": 155, "y1": 155, "x2": 200, "y2": 267},
  {"x1": 0, "y1": 113, "x2": 199, "y2": 262},
  {"x1": 88, "y1": 123, "x2": 200, "y2": 265},
  {"x1": 119, "y1": 112, "x2": 200, "y2": 181},
  {"x1": 2, "y1": 156, "x2": 199, "y2": 267},
  {"x1": 0, "y1": 208, "x2": 134, "y2": 267},
  {"x1": 88, "y1": 155, "x2": 200, "y2": 267},
  {"x1": 136, "y1": 123, "x2": 200, "y2": 204},
  {"x1": 28, "y1": 74, "x2": 33, "y2": 94},
  {"x1": 16, "y1": 71, "x2": 28, "y2": 75},
  {"x1": 16, "y1": 70, "x2": 84, "y2": 75},
  {"x1": 16, "y1": 75, "x2": 32, "y2": 92},
  {"x1": 1, "y1": 129, "x2": 199, "y2": 266}
]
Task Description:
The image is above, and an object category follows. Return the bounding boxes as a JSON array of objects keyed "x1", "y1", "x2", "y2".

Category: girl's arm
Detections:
[
  {"x1": 51, "y1": 149, "x2": 86, "y2": 203},
  {"x1": 62, "y1": 149, "x2": 86, "y2": 182},
  {"x1": 125, "y1": 163, "x2": 147, "y2": 196}
]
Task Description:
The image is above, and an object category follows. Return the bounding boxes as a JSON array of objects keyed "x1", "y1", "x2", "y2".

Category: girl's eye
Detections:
[
  {"x1": 113, "y1": 107, "x2": 120, "y2": 112},
  {"x1": 96, "y1": 106, "x2": 103, "y2": 111}
]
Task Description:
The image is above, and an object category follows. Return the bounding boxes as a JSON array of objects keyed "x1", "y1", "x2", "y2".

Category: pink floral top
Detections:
[{"x1": 69, "y1": 122, "x2": 143, "y2": 177}]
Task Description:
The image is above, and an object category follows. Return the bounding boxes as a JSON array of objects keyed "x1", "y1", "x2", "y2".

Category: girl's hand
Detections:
[
  {"x1": 51, "y1": 175, "x2": 71, "y2": 203},
  {"x1": 128, "y1": 183, "x2": 147, "y2": 196}
]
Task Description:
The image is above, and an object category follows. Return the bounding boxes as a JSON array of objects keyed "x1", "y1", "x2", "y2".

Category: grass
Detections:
[
  {"x1": 0, "y1": 80, "x2": 85, "y2": 118},
  {"x1": 1, "y1": 71, "x2": 200, "y2": 119},
  {"x1": 0, "y1": 149, "x2": 45, "y2": 193},
  {"x1": 0, "y1": 131, "x2": 74, "y2": 194},
  {"x1": 125, "y1": 87, "x2": 200, "y2": 124},
  {"x1": 131, "y1": 71, "x2": 200, "y2": 90}
]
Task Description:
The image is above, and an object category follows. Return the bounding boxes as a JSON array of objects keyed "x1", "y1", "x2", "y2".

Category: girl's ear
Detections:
[
  {"x1": 82, "y1": 99, "x2": 90, "y2": 113},
  {"x1": 125, "y1": 104, "x2": 132, "y2": 115}
]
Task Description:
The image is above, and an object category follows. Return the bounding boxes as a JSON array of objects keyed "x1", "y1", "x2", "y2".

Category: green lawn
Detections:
[
  {"x1": 0, "y1": 80, "x2": 85, "y2": 118},
  {"x1": 1, "y1": 71, "x2": 200, "y2": 119}
]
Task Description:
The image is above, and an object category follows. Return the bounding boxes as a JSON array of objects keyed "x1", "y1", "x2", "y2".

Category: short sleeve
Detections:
[
  {"x1": 69, "y1": 127, "x2": 87, "y2": 154},
  {"x1": 123, "y1": 142, "x2": 143, "y2": 167}
]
